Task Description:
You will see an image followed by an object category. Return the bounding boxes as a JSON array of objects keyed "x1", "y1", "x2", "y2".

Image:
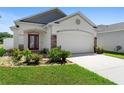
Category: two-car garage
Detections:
[{"x1": 57, "y1": 30, "x2": 94, "y2": 53}]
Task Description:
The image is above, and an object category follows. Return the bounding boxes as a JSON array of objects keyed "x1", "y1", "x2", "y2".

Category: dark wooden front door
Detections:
[{"x1": 28, "y1": 34, "x2": 39, "y2": 50}]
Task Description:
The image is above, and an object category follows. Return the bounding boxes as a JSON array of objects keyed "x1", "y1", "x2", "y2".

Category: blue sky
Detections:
[{"x1": 0, "y1": 7, "x2": 124, "y2": 34}]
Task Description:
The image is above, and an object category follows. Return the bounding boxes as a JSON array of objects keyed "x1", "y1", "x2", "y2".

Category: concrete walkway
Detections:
[{"x1": 67, "y1": 54, "x2": 124, "y2": 84}]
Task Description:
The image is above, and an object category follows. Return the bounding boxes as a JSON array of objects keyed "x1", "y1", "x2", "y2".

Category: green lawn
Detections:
[
  {"x1": 0, "y1": 64, "x2": 115, "y2": 85},
  {"x1": 104, "y1": 52, "x2": 124, "y2": 59}
]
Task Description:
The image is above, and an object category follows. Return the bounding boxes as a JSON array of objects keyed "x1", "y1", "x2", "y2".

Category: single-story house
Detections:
[
  {"x1": 97, "y1": 23, "x2": 124, "y2": 53},
  {"x1": 10, "y1": 8, "x2": 124, "y2": 53},
  {"x1": 10, "y1": 8, "x2": 97, "y2": 53}
]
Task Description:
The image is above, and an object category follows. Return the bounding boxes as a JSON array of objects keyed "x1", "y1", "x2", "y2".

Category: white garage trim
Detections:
[{"x1": 57, "y1": 29, "x2": 94, "y2": 35}]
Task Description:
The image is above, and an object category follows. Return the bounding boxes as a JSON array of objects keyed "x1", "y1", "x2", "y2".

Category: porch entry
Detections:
[{"x1": 28, "y1": 34, "x2": 39, "y2": 50}]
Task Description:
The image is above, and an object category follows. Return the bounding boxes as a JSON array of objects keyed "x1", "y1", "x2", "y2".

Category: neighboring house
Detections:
[
  {"x1": 97, "y1": 23, "x2": 124, "y2": 53},
  {"x1": 10, "y1": 8, "x2": 97, "y2": 53}
]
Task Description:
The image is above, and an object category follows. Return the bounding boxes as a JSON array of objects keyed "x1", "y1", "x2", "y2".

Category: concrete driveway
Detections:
[{"x1": 67, "y1": 54, "x2": 124, "y2": 85}]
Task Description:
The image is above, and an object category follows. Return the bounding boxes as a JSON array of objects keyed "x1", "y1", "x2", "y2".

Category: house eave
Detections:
[{"x1": 15, "y1": 21, "x2": 45, "y2": 26}]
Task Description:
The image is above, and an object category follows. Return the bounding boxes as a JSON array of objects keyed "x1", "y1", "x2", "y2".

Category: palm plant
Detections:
[
  {"x1": 60, "y1": 50, "x2": 71, "y2": 64},
  {"x1": 23, "y1": 49, "x2": 32, "y2": 63}
]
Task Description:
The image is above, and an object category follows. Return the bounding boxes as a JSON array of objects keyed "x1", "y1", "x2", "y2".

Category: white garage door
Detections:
[{"x1": 57, "y1": 30, "x2": 94, "y2": 53}]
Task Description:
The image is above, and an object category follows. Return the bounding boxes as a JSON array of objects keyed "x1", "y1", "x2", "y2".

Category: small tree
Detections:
[{"x1": 0, "y1": 32, "x2": 13, "y2": 44}]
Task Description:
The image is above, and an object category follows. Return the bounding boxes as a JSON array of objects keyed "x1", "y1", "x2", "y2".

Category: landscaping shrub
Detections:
[
  {"x1": 0, "y1": 48, "x2": 6, "y2": 57},
  {"x1": 48, "y1": 48, "x2": 71, "y2": 64},
  {"x1": 12, "y1": 55, "x2": 22, "y2": 63},
  {"x1": 48, "y1": 48, "x2": 62, "y2": 63},
  {"x1": 6, "y1": 49, "x2": 13, "y2": 56},
  {"x1": 115, "y1": 45, "x2": 122, "y2": 51},
  {"x1": 12, "y1": 49, "x2": 21, "y2": 56},
  {"x1": 40, "y1": 48, "x2": 49, "y2": 54},
  {"x1": 12, "y1": 49, "x2": 22, "y2": 63},
  {"x1": 23, "y1": 49, "x2": 32, "y2": 63},
  {"x1": 60, "y1": 50, "x2": 71, "y2": 64},
  {"x1": 31, "y1": 53, "x2": 43, "y2": 65},
  {"x1": 96, "y1": 47, "x2": 104, "y2": 54}
]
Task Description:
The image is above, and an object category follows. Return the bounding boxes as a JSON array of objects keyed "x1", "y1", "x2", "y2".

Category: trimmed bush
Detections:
[
  {"x1": 96, "y1": 47, "x2": 104, "y2": 54},
  {"x1": 23, "y1": 49, "x2": 32, "y2": 63},
  {"x1": 40, "y1": 48, "x2": 49, "y2": 54},
  {"x1": 60, "y1": 50, "x2": 71, "y2": 64},
  {"x1": 12, "y1": 49, "x2": 22, "y2": 63},
  {"x1": 0, "y1": 48, "x2": 6, "y2": 57},
  {"x1": 48, "y1": 48, "x2": 71, "y2": 64},
  {"x1": 115, "y1": 45, "x2": 122, "y2": 51},
  {"x1": 12, "y1": 55, "x2": 22, "y2": 63},
  {"x1": 6, "y1": 49, "x2": 13, "y2": 56},
  {"x1": 48, "y1": 48, "x2": 62, "y2": 63},
  {"x1": 31, "y1": 53, "x2": 43, "y2": 65},
  {"x1": 23, "y1": 49, "x2": 32, "y2": 56},
  {"x1": 12, "y1": 49, "x2": 21, "y2": 57}
]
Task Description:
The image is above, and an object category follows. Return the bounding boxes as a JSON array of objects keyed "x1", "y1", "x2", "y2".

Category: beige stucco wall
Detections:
[
  {"x1": 11, "y1": 22, "x2": 49, "y2": 50},
  {"x1": 51, "y1": 15, "x2": 96, "y2": 36},
  {"x1": 50, "y1": 14, "x2": 96, "y2": 53},
  {"x1": 97, "y1": 31, "x2": 124, "y2": 53},
  {"x1": 23, "y1": 31, "x2": 43, "y2": 50},
  {"x1": 13, "y1": 29, "x2": 19, "y2": 49}
]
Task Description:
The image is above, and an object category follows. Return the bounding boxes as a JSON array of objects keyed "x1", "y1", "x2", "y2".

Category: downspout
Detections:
[
  {"x1": 94, "y1": 37, "x2": 97, "y2": 53},
  {"x1": 94, "y1": 27, "x2": 98, "y2": 53}
]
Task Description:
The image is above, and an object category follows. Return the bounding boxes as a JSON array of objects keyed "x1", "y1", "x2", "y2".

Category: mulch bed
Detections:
[{"x1": 0, "y1": 57, "x2": 74, "y2": 68}]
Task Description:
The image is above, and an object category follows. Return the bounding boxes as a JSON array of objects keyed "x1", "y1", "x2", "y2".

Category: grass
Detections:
[
  {"x1": 0, "y1": 64, "x2": 115, "y2": 85},
  {"x1": 104, "y1": 52, "x2": 124, "y2": 59}
]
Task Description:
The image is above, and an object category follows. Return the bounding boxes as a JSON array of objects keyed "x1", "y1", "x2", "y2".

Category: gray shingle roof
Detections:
[{"x1": 20, "y1": 8, "x2": 66, "y2": 24}]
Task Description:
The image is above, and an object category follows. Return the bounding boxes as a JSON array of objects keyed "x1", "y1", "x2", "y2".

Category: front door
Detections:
[{"x1": 28, "y1": 34, "x2": 39, "y2": 50}]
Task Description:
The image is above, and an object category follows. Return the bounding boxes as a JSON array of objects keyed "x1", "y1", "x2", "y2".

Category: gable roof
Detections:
[
  {"x1": 49, "y1": 12, "x2": 96, "y2": 27},
  {"x1": 96, "y1": 22, "x2": 124, "y2": 33},
  {"x1": 19, "y1": 8, "x2": 67, "y2": 24}
]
